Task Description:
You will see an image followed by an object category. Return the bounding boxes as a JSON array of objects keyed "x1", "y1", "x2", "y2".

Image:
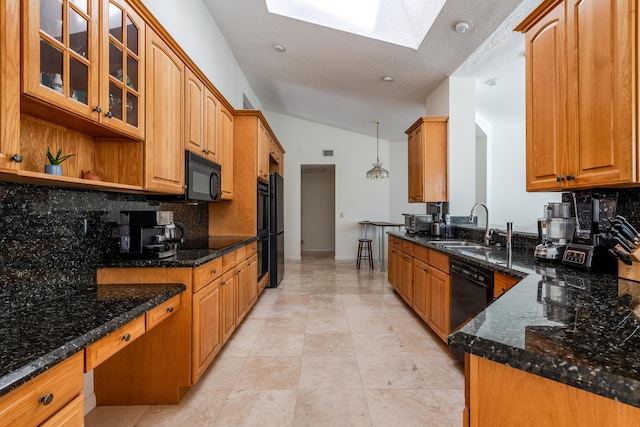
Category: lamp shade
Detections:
[{"x1": 366, "y1": 121, "x2": 389, "y2": 179}]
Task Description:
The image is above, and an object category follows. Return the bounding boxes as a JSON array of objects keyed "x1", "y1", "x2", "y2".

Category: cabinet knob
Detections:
[
  {"x1": 502, "y1": 287, "x2": 507, "y2": 292},
  {"x1": 566, "y1": 175, "x2": 575, "y2": 181},
  {"x1": 221, "y1": 281, "x2": 226, "y2": 285},
  {"x1": 105, "y1": 111, "x2": 113, "y2": 118},
  {"x1": 423, "y1": 268, "x2": 430, "y2": 273},
  {"x1": 93, "y1": 106, "x2": 102, "y2": 113},
  {"x1": 122, "y1": 333, "x2": 131, "y2": 342},
  {"x1": 167, "y1": 306, "x2": 174, "y2": 313},
  {"x1": 10, "y1": 153, "x2": 23, "y2": 163},
  {"x1": 211, "y1": 269, "x2": 217, "y2": 274},
  {"x1": 556, "y1": 176, "x2": 565, "y2": 182},
  {"x1": 39, "y1": 393, "x2": 54, "y2": 406}
]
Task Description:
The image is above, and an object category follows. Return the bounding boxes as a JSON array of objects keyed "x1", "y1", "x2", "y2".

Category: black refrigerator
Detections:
[{"x1": 268, "y1": 172, "x2": 284, "y2": 287}]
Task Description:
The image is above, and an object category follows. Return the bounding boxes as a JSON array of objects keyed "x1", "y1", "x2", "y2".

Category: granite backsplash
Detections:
[{"x1": 0, "y1": 182, "x2": 209, "y2": 312}]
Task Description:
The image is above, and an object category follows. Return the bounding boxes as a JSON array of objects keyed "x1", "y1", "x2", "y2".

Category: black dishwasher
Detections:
[{"x1": 449, "y1": 260, "x2": 494, "y2": 363}]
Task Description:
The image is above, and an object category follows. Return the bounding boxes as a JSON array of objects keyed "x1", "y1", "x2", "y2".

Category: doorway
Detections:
[{"x1": 301, "y1": 165, "x2": 335, "y2": 256}]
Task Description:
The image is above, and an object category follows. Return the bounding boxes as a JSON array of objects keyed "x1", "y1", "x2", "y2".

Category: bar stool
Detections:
[{"x1": 356, "y1": 238, "x2": 374, "y2": 269}]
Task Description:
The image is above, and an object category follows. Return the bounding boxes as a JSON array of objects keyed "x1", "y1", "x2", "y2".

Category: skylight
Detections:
[{"x1": 265, "y1": 0, "x2": 447, "y2": 50}]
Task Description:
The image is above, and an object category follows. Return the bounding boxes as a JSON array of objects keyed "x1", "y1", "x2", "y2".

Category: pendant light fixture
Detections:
[{"x1": 366, "y1": 120, "x2": 389, "y2": 179}]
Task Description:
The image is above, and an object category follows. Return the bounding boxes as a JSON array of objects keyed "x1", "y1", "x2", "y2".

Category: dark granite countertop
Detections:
[
  {"x1": 388, "y1": 231, "x2": 640, "y2": 408},
  {"x1": 99, "y1": 235, "x2": 257, "y2": 268},
  {"x1": 0, "y1": 283, "x2": 185, "y2": 398}
]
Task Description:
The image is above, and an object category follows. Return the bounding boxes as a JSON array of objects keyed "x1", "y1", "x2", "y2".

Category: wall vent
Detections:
[{"x1": 322, "y1": 150, "x2": 334, "y2": 157}]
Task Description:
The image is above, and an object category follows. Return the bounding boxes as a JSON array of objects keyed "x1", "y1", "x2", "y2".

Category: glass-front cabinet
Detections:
[{"x1": 22, "y1": 0, "x2": 145, "y2": 139}]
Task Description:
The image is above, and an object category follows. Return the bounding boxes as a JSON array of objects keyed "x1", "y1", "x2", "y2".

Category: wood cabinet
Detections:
[
  {"x1": 247, "y1": 253, "x2": 258, "y2": 308},
  {"x1": 467, "y1": 354, "x2": 640, "y2": 426},
  {"x1": 257, "y1": 120, "x2": 270, "y2": 181},
  {"x1": 219, "y1": 103, "x2": 234, "y2": 200},
  {"x1": 413, "y1": 258, "x2": 430, "y2": 320},
  {"x1": 22, "y1": 0, "x2": 145, "y2": 139},
  {"x1": 388, "y1": 245, "x2": 401, "y2": 292},
  {"x1": 400, "y1": 251, "x2": 414, "y2": 306},
  {"x1": 429, "y1": 266, "x2": 450, "y2": 340},
  {"x1": 185, "y1": 67, "x2": 219, "y2": 163},
  {"x1": 221, "y1": 266, "x2": 237, "y2": 344},
  {"x1": 236, "y1": 259, "x2": 249, "y2": 323},
  {"x1": 0, "y1": 351, "x2": 83, "y2": 427},
  {"x1": 269, "y1": 138, "x2": 285, "y2": 177},
  {"x1": 144, "y1": 26, "x2": 184, "y2": 193},
  {"x1": 405, "y1": 116, "x2": 448, "y2": 203},
  {"x1": 493, "y1": 272, "x2": 520, "y2": 298},
  {"x1": 517, "y1": 0, "x2": 637, "y2": 191},
  {"x1": 85, "y1": 315, "x2": 146, "y2": 371},
  {"x1": 0, "y1": 0, "x2": 20, "y2": 172},
  {"x1": 193, "y1": 275, "x2": 222, "y2": 382}
]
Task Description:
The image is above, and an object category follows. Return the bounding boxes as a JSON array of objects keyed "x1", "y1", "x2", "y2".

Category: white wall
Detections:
[
  {"x1": 301, "y1": 168, "x2": 335, "y2": 251},
  {"x1": 140, "y1": 0, "x2": 262, "y2": 110},
  {"x1": 389, "y1": 139, "x2": 429, "y2": 219},
  {"x1": 264, "y1": 111, "x2": 391, "y2": 261}
]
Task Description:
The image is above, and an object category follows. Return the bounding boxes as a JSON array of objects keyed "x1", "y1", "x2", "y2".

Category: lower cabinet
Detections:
[
  {"x1": 388, "y1": 236, "x2": 451, "y2": 342},
  {"x1": 192, "y1": 276, "x2": 222, "y2": 382},
  {"x1": 236, "y1": 259, "x2": 249, "y2": 324}
]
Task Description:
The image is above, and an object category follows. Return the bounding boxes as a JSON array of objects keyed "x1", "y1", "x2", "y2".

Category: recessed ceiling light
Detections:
[
  {"x1": 274, "y1": 44, "x2": 286, "y2": 53},
  {"x1": 485, "y1": 78, "x2": 500, "y2": 86},
  {"x1": 454, "y1": 20, "x2": 472, "y2": 33},
  {"x1": 382, "y1": 76, "x2": 393, "y2": 82}
]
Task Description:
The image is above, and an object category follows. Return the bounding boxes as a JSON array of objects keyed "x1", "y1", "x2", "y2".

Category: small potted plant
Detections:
[{"x1": 45, "y1": 147, "x2": 75, "y2": 176}]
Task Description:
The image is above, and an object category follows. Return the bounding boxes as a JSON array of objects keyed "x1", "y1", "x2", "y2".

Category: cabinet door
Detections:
[
  {"x1": 219, "y1": 103, "x2": 233, "y2": 199},
  {"x1": 236, "y1": 259, "x2": 248, "y2": 323},
  {"x1": 413, "y1": 259, "x2": 430, "y2": 321},
  {"x1": 192, "y1": 277, "x2": 222, "y2": 382},
  {"x1": 247, "y1": 253, "x2": 258, "y2": 309},
  {"x1": 221, "y1": 268, "x2": 236, "y2": 344},
  {"x1": 101, "y1": 0, "x2": 145, "y2": 138},
  {"x1": 144, "y1": 27, "x2": 184, "y2": 193},
  {"x1": 1, "y1": 0, "x2": 20, "y2": 172},
  {"x1": 407, "y1": 124, "x2": 424, "y2": 202},
  {"x1": 429, "y1": 267, "x2": 450, "y2": 341},
  {"x1": 184, "y1": 67, "x2": 204, "y2": 155},
  {"x1": 23, "y1": 0, "x2": 100, "y2": 119},
  {"x1": 203, "y1": 87, "x2": 219, "y2": 162},
  {"x1": 388, "y1": 247, "x2": 401, "y2": 293},
  {"x1": 257, "y1": 120, "x2": 269, "y2": 181},
  {"x1": 524, "y1": 1, "x2": 567, "y2": 191},
  {"x1": 400, "y1": 252, "x2": 414, "y2": 306},
  {"x1": 565, "y1": 0, "x2": 634, "y2": 187}
]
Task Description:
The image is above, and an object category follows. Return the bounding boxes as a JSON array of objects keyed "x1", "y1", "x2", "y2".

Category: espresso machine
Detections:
[
  {"x1": 535, "y1": 202, "x2": 576, "y2": 261},
  {"x1": 119, "y1": 211, "x2": 186, "y2": 259}
]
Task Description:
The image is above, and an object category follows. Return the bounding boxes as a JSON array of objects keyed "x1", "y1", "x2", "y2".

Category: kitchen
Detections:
[{"x1": 3, "y1": 0, "x2": 640, "y2": 426}]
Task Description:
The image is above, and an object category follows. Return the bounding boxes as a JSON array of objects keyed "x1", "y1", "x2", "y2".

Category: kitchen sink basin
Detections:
[{"x1": 431, "y1": 240, "x2": 488, "y2": 249}]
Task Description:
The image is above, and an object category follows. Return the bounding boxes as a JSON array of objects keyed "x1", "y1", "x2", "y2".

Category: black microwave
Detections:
[
  {"x1": 185, "y1": 151, "x2": 222, "y2": 202},
  {"x1": 156, "y1": 151, "x2": 222, "y2": 202}
]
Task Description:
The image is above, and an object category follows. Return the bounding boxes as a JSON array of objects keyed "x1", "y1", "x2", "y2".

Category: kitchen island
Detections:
[{"x1": 388, "y1": 230, "x2": 640, "y2": 425}]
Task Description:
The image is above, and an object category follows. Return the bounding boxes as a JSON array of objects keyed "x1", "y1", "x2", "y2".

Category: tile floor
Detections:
[{"x1": 86, "y1": 253, "x2": 464, "y2": 426}]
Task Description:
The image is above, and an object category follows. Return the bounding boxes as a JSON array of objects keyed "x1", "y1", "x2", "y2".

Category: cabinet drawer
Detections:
[
  {"x1": 40, "y1": 393, "x2": 84, "y2": 427},
  {"x1": 494, "y1": 272, "x2": 520, "y2": 298},
  {"x1": 193, "y1": 258, "x2": 223, "y2": 292},
  {"x1": 234, "y1": 244, "x2": 247, "y2": 261},
  {"x1": 429, "y1": 250, "x2": 449, "y2": 273},
  {"x1": 392, "y1": 237, "x2": 402, "y2": 248},
  {"x1": 0, "y1": 352, "x2": 83, "y2": 427},
  {"x1": 85, "y1": 316, "x2": 145, "y2": 372},
  {"x1": 413, "y1": 245, "x2": 429, "y2": 264},
  {"x1": 222, "y1": 250, "x2": 237, "y2": 272},
  {"x1": 146, "y1": 293, "x2": 181, "y2": 330},
  {"x1": 246, "y1": 241, "x2": 257, "y2": 256},
  {"x1": 401, "y1": 240, "x2": 414, "y2": 255}
]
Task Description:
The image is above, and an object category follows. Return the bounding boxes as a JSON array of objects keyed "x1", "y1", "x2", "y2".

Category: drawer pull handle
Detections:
[
  {"x1": 122, "y1": 333, "x2": 131, "y2": 342},
  {"x1": 167, "y1": 306, "x2": 174, "y2": 313},
  {"x1": 40, "y1": 393, "x2": 54, "y2": 406},
  {"x1": 211, "y1": 269, "x2": 217, "y2": 274}
]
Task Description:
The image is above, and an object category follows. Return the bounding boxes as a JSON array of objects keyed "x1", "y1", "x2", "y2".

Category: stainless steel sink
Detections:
[{"x1": 431, "y1": 240, "x2": 488, "y2": 249}]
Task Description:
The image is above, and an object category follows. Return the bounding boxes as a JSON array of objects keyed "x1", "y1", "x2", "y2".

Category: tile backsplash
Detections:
[{"x1": 0, "y1": 182, "x2": 208, "y2": 312}]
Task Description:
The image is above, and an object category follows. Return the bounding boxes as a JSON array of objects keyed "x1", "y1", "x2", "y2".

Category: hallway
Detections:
[{"x1": 86, "y1": 253, "x2": 464, "y2": 426}]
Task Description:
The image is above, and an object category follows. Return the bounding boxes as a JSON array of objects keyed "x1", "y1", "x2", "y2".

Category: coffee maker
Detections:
[
  {"x1": 119, "y1": 211, "x2": 186, "y2": 259},
  {"x1": 535, "y1": 202, "x2": 576, "y2": 261}
]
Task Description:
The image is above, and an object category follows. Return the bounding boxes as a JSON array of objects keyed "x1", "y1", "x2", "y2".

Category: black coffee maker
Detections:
[{"x1": 119, "y1": 211, "x2": 186, "y2": 259}]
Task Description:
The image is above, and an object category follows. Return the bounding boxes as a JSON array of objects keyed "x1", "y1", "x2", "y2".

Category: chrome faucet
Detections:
[{"x1": 469, "y1": 202, "x2": 492, "y2": 245}]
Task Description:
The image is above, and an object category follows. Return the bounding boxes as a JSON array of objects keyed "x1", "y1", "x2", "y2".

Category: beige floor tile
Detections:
[
  {"x1": 303, "y1": 333, "x2": 355, "y2": 356},
  {"x1": 276, "y1": 294, "x2": 311, "y2": 305},
  {"x1": 215, "y1": 390, "x2": 298, "y2": 427},
  {"x1": 357, "y1": 356, "x2": 427, "y2": 389},
  {"x1": 85, "y1": 405, "x2": 149, "y2": 427},
  {"x1": 262, "y1": 316, "x2": 308, "y2": 334},
  {"x1": 293, "y1": 389, "x2": 372, "y2": 427},
  {"x1": 298, "y1": 356, "x2": 363, "y2": 389},
  {"x1": 193, "y1": 356, "x2": 246, "y2": 391},
  {"x1": 366, "y1": 389, "x2": 452, "y2": 427},
  {"x1": 396, "y1": 331, "x2": 439, "y2": 355},
  {"x1": 351, "y1": 333, "x2": 408, "y2": 356},
  {"x1": 234, "y1": 356, "x2": 302, "y2": 390},
  {"x1": 250, "y1": 333, "x2": 305, "y2": 356},
  {"x1": 431, "y1": 388, "x2": 466, "y2": 427},
  {"x1": 413, "y1": 350, "x2": 465, "y2": 389},
  {"x1": 305, "y1": 312, "x2": 350, "y2": 334},
  {"x1": 347, "y1": 314, "x2": 394, "y2": 334},
  {"x1": 135, "y1": 390, "x2": 228, "y2": 426}
]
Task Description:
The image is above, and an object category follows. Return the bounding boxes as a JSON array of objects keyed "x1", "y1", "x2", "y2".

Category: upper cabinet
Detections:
[
  {"x1": 22, "y1": 0, "x2": 145, "y2": 139},
  {"x1": 218, "y1": 103, "x2": 234, "y2": 200},
  {"x1": 257, "y1": 120, "x2": 269, "y2": 182},
  {"x1": 517, "y1": 0, "x2": 637, "y2": 191},
  {"x1": 1, "y1": 0, "x2": 20, "y2": 172},
  {"x1": 185, "y1": 67, "x2": 219, "y2": 163},
  {"x1": 144, "y1": 26, "x2": 183, "y2": 193},
  {"x1": 405, "y1": 116, "x2": 448, "y2": 203}
]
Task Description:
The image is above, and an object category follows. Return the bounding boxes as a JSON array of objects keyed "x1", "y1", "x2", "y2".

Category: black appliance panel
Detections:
[
  {"x1": 269, "y1": 173, "x2": 284, "y2": 288},
  {"x1": 257, "y1": 179, "x2": 269, "y2": 233},
  {"x1": 187, "y1": 152, "x2": 222, "y2": 202}
]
